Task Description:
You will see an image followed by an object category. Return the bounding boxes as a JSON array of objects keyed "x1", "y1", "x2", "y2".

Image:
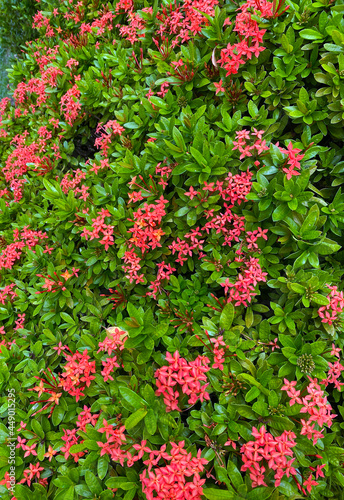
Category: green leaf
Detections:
[
  {"x1": 69, "y1": 443, "x2": 87, "y2": 454},
  {"x1": 125, "y1": 408, "x2": 148, "y2": 430},
  {"x1": 311, "y1": 293, "x2": 330, "y2": 306},
  {"x1": 172, "y1": 127, "x2": 186, "y2": 151},
  {"x1": 227, "y1": 460, "x2": 243, "y2": 488},
  {"x1": 190, "y1": 146, "x2": 207, "y2": 166},
  {"x1": 106, "y1": 477, "x2": 135, "y2": 489},
  {"x1": 247, "y1": 487, "x2": 275, "y2": 499},
  {"x1": 187, "y1": 208, "x2": 197, "y2": 226},
  {"x1": 272, "y1": 204, "x2": 289, "y2": 221},
  {"x1": 290, "y1": 283, "x2": 306, "y2": 294},
  {"x1": 300, "y1": 29, "x2": 324, "y2": 40},
  {"x1": 220, "y1": 303, "x2": 235, "y2": 330},
  {"x1": 331, "y1": 29, "x2": 344, "y2": 46},
  {"x1": 293, "y1": 251, "x2": 308, "y2": 270},
  {"x1": 203, "y1": 488, "x2": 234, "y2": 499},
  {"x1": 31, "y1": 419, "x2": 44, "y2": 439},
  {"x1": 124, "y1": 122, "x2": 140, "y2": 129},
  {"x1": 150, "y1": 96, "x2": 169, "y2": 109},
  {"x1": 97, "y1": 456, "x2": 109, "y2": 480},
  {"x1": 85, "y1": 471, "x2": 102, "y2": 496},
  {"x1": 237, "y1": 373, "x2": 270, "y2": 395},
  {"x1": 119, "y1": 386, "x2": 147, "y2": 409},
  {"x1": 267, "y1": 416, "x2": 295, "y2": 431},
  {"x1": 300, "y1": 204, "x2": 319, "y2": 235},
  {"x1": 164, "y1": 139, "x2": 183, "y2": 152},
  {"x1": 144, "y1": 408, "x2": 157, "y2": 435},
  {"x1": 234, "y1": 405, "x2": 257, "y2": 419},
  {"x1": 60, "y1": 312, "x2": 75, "y2": 324},
  {"x1": 245, "y1": 386, "x2": 260, "y2": 402},
  {"x1": 311, "y1": 341, "x2": 327, "y2": 356},
  {"x1": 313, "y1": 238, "x2": 341, "y2": 255},
  {"x1": 52, "y1": 406, "x2": 65, "y2": 426},
  {"x1": 175, "y1": 206, "x2": 190, "y2": 217}
]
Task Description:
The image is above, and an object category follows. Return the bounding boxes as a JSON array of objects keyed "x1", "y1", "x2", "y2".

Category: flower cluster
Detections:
[
  {"x1": 318, "y1": 285, "x2": 344, "y2": 325},
  {"x1": 35, "y1": 268, "x2": 78, "y2": 294},
  {"x1": 140, "y1": 441, "x2": 208, "y2": 500},
  {"x1": 94, "y1": 120, "x2": 125, "y2": 157},
  {"x1": 155, "y1": 350, "x2": 210, "y2": 412},
  {"x1": 232, "y1": 129, "x2": 269, "y2": 160},
  {"x1": 241, "y1": 426, "x2": 297, "y2": 488},
  {"x1": 59, "y1": 349, "x2": 96, "y2": 402},
  {"x1": 98, "y1": 327, "x2": 127, "y2": 381},
  {"x1": 60, "y1": 168, "x2": 87, "y2": 200},
  {"x1": 217, "y1": 0, "x2": 272, "y2": 76},
  {"x1": 221, "y1": 256, "x2": 268, "y2": 307},
  {"x1": 0, "y1": 227, "x2": 48, "y2": 271},
  {"x1": 97, "y1": 418, "x2": 129, "y2": 465},
  {"x1": 60, "y1": 84, "x2": 81, "y2": 125},
  {"x1": 147, "y1": 261, "x2": 176, "y2": 299},
  {"x1": 80, "y1": 208, "x2": 114, "y2": 250},
  {"x1": 278, "y1": 141, "x2": 305, "y2": 180},
  {"x1": 0, "y1": 283, "x2": 17, "y2": 304},
  {"x1": 282, "y1": 377, "x2": 337, "y2": 445}
]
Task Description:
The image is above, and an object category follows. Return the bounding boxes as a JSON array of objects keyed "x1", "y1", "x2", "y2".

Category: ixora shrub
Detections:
[{"x1": 2, "y1": 0, "x2": 344, "y2": 498}]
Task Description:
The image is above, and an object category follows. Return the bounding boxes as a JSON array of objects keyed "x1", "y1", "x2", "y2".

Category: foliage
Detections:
[
  {"x1": 0, "y1": 0, "x2": 37, "y2": 53},
  {"x1": 0, "y1": 0, "x2": 344, "y2": 499}
]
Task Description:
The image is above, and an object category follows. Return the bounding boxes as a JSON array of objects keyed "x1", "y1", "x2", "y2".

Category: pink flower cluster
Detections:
[
  {"x1": 4, "y1": 141, "x2": 42, "y2": 202},
  {"x1": 169, "y1": 228, "x2": 205, "y2": 265},
  {"x1": 61, "y1": 428, "x2": 85, "y2": 462},
  {"x1": 94, "y1": 120, "x2": 125, "y2": 156},
  {"x1": 97, "y1": 327, "x2": 128, "y2": 354},
  {"x1": 0, "y1": 227, "x2": 48, "y2": 271},
  {"x1": 241, "y1": 426, "x2": 297, "y2": 488},
  {"x1": 140, "y1": 441, "x2": 208, "y2": 500},
  {"x1": 14, "y1": 313, "x2": 25, "y2": 331},
  {"x1": 318, "y1": 285, "x2": 344, "y2": 325},
  {"x1": 98, "y1": 327, "x2": 128, "y2": 381},
  {"x1": 122, "y1": 249, "x2": 144, "y2": 284},
  {"x1": 231, "y1": 129, "x2": 305, "y2": 180},
  {"x1": 128, "y1": 196, "x2": 168, "y2": 252},
  {"x1": 209, "y1": 335, "x2": 230, "y2": 371},
  {"x1": 282, "y1": 377, "x2": 337, "y2": 445},
  {"x1": 60, "y1": 169, "x2": 88, "y2": 201},
  {"x1": 59, "y1": 349, "x2": 96, "y2": 402},
  {"x1": 0, "y1": 283, "x2": 17, "y2": 304},
  {"x1": 217, "y1": 0, "x2": 272, "y2": 76},
  {"x1": 204, "y1": 170, "x2": 253, "y2": 205},
  {"x1": 97, "y1": 419, "x2": 128, "y2": 464},
  {"x1": 203, "y1": 206, "x2": 246, "y2": 248},
  {"x1": 322, "y1": 345, "x2": 344, "y2": 390},
  {"x1": 278, "y1": 141, "x2": 305, "y2": 180},
  {"x1": 246, "y1": 228, "x2": 269, "y2": 250},
  {"x1": 80, "y1": 208, "x2": 114, "y2": 250},
  {"x1": 232, "y1": 129, "x2": 269, "y2": 159},
  {"x1": 221, "y1": 256, "x2": 268, "y2": 307},
  {"x1": 41, "y1": 65, "x2": 63, "y2": 87},
  {"x1": 18, "y1": 462, "x2": 45, "y2": 488},
  {"x1": 13, "y1": 77, "x2": 47, "y2": 107},
  {"x1": 155, "y1": 160, "x2": 174, "y2": 188},
  {"x1": 147, "y1": 261, "x2": 176, "y2": 299},
  {"x1": 60, "y1": 84, "x2": 81, "y2": 126},
  {"x1": 155, "y1": 351, "x2": 210, "y2": 412},
  {"x1": 118, "y1": 11, "x2": 147, "y2": 44},
  {"x1": 35, "y1": 268, "x2": 78, "y2": 294},
  {"x1": 122, "y1": 196, "x2": 168, "y2": 283},
  {"x1": 154, "y1": 0, "x2": 219, "y2": 48},
  {"x1": 76, "y1": 405, "x2": 100, "y2": 432}
]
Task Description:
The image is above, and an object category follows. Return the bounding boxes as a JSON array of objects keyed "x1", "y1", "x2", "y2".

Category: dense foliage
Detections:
[
  {"x1": 0, "y1": 0, "x2": 38, "y2": 54},
  {"x1": 1, "y1": 0, "x2": 344, "y2": 499}
]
